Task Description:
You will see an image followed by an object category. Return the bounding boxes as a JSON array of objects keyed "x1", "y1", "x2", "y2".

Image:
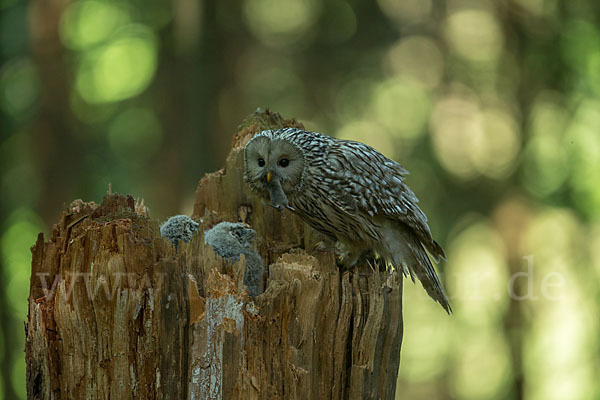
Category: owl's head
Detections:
[{"x1": 243, "y1": 131, "x2": 305, "y2": 208}]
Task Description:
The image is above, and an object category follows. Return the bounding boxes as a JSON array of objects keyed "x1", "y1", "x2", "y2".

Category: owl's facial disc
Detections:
[{"x1": 243, "y1": 134, "x2": 304, "y2": 209}]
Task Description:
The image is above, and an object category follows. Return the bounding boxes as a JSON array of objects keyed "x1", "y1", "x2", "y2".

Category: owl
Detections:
[
  {"x1": 243, "y1": 128, "x2": 451, "y2": 313},
  {"x1": 204, "y1": 222, "x2": 264, "y2": 299},
  {"x1": 160, "y1": 215, "x2": 199, "y2": 248}
]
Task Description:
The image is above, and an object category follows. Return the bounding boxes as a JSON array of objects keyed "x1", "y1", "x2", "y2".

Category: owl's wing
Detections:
[{"x1": 325, "y1": 140, "x2": 446, "y2": 261}]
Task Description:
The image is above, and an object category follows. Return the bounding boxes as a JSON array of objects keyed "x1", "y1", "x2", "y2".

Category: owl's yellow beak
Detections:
[{"x1": 266, "y1": 171, "x2": 272, "y2": 183}]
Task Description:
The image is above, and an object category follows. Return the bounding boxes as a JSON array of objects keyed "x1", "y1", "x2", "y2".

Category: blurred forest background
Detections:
[{"x1": 1, "y1": 0, "x2": 600, "y2": 398}]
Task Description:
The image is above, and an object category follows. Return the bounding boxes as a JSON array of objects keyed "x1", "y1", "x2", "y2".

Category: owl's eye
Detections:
[
  {"x1": 278, "y1": 158, "x2": 289, "y2": 168},
  {"x1": 258, "y1": 158, "x2": 265, "y2": 167}
]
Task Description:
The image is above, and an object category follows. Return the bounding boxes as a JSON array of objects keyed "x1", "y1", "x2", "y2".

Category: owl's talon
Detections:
[
  {"x1": 313, "y1": 241, "x2": 327, "y2": 251},
  {"x1": 336, "y1": 251, "x2": 352, "y2": 269}
]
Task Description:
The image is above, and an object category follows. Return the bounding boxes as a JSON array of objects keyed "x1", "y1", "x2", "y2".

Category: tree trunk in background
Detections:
[{"x1": 25, "y1": 110, "x2": 404, "y2": 400}]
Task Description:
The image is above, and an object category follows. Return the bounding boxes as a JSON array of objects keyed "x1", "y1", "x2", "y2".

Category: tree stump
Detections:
[{"x1": 26, "y1": 110, "x2": 404, "y2": 400}]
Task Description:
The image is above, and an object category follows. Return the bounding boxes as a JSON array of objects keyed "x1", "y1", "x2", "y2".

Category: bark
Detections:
[{"x1": 26, "y1": 109, "x2": 403, "y2": 400}]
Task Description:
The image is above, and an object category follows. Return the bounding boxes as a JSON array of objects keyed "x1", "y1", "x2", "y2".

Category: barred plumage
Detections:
[{"x1": 243, "y1": 128, "x2": 451, "y2": 313}]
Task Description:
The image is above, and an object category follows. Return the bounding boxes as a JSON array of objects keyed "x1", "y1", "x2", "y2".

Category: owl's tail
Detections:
[{"x1": 380, "y1": 222, "x2": 451, "y2": 314}]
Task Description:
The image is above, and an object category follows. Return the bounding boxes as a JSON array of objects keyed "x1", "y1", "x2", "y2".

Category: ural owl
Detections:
[
  {"x1": 243, "y1": 128, "x2": 450, "y2": 312},
  {"x1": 204, "y1": 222, "x2": 264, "y2": 299},
  {"x1": 160, "y1": 215, "x2": 199, "y2": 248}
]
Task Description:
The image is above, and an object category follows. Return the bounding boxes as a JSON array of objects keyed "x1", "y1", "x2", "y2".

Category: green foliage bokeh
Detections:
[{"x1": 1, "y1": 0, "x2": 599, "y2": 399}]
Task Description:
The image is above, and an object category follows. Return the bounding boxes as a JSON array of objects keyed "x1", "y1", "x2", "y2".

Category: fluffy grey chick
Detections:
[
  {"x1": 160, "y1": 215, "x2": 199, "y2": 248},
  {"x1": 204, "y1": 222, "x2": 264, "y2": 299}
]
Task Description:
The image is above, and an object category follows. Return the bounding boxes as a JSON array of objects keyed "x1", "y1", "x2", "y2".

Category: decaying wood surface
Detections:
[{"x1": 26, "y1": 109, "x2": 404, "y2": 400}]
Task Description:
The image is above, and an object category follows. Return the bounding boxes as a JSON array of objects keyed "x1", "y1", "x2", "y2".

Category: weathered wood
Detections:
[{"x1": 26, "y1": 109, "x2": 403, "y2": 400}]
